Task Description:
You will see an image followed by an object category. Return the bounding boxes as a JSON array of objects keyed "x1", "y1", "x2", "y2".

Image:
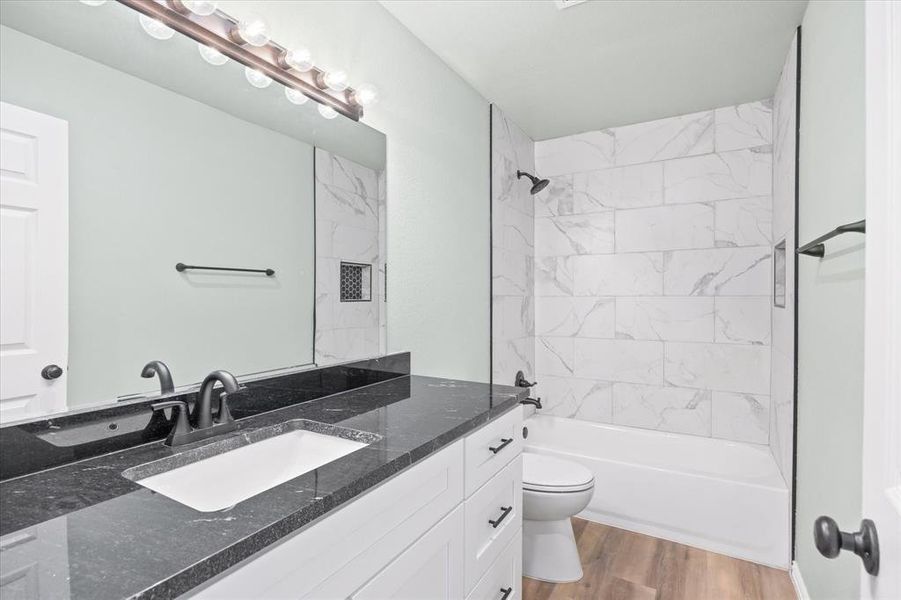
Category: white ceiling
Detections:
[{"x1": 380, "y1": 0, "x2": 807, "y2": 141}]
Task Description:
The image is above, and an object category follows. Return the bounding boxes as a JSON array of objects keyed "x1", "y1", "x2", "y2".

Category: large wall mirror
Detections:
[{"x1": 0, "y1": 1, "x2": 386, "y2": 421}]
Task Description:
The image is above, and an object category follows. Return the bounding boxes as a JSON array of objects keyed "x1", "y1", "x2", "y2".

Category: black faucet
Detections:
[
  {"x1": 195, "y1": 370, "x2": 240, "y2": 429},
  {"x1": 151, "y1": 369, "x2": 241, "y2": 447},
  {"x1": 520, "y1": 397, "x2": 542, "y2": 409},
  {"x1": 141, "y1": 360, "x2": 175, "y2": 395},
  {"x1": 514, "y1": 370, "x2": 541, "y2": 409}
]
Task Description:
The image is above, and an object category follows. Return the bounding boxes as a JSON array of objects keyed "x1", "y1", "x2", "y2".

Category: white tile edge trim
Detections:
[{"x1": 790, "y1": 561, "x2": 811, "y2": 600}]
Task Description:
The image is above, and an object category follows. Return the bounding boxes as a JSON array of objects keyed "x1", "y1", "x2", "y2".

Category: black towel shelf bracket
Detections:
[
  {"x1": 797, "y1": 219, "x2": 865, "y2": 257},
  {"x1": 175, "y1": 262, "x2": 275, "y2": 276}
]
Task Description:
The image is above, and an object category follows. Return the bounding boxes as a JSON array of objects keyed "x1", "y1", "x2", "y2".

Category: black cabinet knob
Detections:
[
  {"x1": 41, "y1": 364, "x2": 63, "y2": 380},
  {"x1": 814, "y1": 516, "x2": 880, "y2": 575}
]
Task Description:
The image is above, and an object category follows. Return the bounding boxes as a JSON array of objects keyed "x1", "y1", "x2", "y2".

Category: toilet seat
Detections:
[{"x1": 523, "y1": 453, "x2": 594, "y2": 494}]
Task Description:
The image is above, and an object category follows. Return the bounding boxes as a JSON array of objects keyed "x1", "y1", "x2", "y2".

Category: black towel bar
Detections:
[
  {"x1": 797, "y1": 219, "x2": 865, "y2": 257},
  {"x1": 175, "y1": 262, "x2": 275, "y2": 276}
]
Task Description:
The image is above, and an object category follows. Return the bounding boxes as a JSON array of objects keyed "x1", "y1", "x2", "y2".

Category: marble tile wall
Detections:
[
  {"x1": 491, "y1": 105, "x2": 536, "y2": 386},
  {"x1": 769, "y1": 33, "x2": 798, "y2": 482},
  {"x1": 315, "y1": 149, "x2": 384, "y2": 365},
  {"x1": 533, "y1": 100, "x2": 775, "y2": 444}
]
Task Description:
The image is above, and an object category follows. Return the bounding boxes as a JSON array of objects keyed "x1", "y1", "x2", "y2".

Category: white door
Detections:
[
  {"x1": 0, "y1": 101, "x2": 68, "y2": 422},
  {"x1": 351, "y1": 505, "x2": 464, "y2": 600},
  {"x1": 862, "y1": 2, "x2": 901, "y2": 598}
]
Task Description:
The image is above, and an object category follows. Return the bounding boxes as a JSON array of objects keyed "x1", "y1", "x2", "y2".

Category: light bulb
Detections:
[
  {"x1": 318, "y1": 104, "x2": 338, "y2": 119},
  {"x1": 181, "y1": 0, "x2": 217, "y2": 16},
  {"x1": 139, "y1": 14, "x2": 175, "y2": 40},
  {"x1": 236, "y1": 13, "x2": 270, "y2": 47},
  {"x1": 79, "y1": 0, "x2": 107, "y2": 6},
  {"x1": 244, "y1": 67, "x2": 272, "y2": 89},
  {"x1": 284, "y1": 47, "x2": 313, "y2": 72},
  {"x1": 323, "y1": 70, "x2": 349, "y2": 92},
  {"x1": 198, "y1": 44, "x2": 228, "y2": 66},
  {"x1": 353, "y1": 84, "x2": 379, "y2": 107},
  {"x1": 285, "y1": 88, "x2": 309, "y2": 105}
]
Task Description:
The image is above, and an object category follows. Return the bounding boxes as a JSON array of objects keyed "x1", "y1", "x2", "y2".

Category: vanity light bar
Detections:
[{"x1": 116, "y1": 0, "x2": 364, "y2": 121}]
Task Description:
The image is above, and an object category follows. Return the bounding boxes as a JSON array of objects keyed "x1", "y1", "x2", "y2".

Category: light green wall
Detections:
[
  {"x1": 226, "y1": 1, "x2": 492, "y2": 382},
  {"x1": 1, "y1": 26, "x2": 315, "y2": 407},
  {"x1": 796, "y1": 2, "x2": 866, "y2": 597}
]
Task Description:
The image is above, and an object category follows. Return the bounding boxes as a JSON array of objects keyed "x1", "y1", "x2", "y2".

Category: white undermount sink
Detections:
[{"x1": 131, "y1": 423, "x2": 372, "y2": 512}]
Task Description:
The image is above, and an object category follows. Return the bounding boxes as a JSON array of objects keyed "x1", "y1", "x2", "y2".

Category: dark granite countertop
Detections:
[{"x1": 0, "y1": 375, "x2": 525, "y2": 600}]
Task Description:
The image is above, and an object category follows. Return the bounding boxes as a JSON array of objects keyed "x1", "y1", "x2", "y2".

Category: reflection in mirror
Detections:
[
  {"x1": 314, "y1": 149, "x2": 387, "y2": 365},
  {"x1": 0, "y1": 0, "x2": 386, "y2": 422}
]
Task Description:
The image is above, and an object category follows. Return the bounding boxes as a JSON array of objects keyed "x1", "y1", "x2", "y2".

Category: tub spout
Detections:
[{"x1": 520, "y1": 397, "x2": 542, "y2": 409}]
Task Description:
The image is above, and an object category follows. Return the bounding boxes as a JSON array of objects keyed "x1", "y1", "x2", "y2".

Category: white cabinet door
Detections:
[
  {"x1": 0, "y1": 101, "x2": 68, "y2": 422},
  {"x1": 352, "y1": 505, "x2": 465, "y2": 600}
]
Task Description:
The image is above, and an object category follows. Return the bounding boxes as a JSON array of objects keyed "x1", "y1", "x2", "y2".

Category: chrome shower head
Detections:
[{"x1": 516, "y1": 170, "x2": 550, "y2": 195}]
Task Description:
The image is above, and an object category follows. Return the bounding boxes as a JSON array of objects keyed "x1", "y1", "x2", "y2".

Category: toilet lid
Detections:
[{"x1": 523, "y1": 453, "x2": 594, "y2": 493}]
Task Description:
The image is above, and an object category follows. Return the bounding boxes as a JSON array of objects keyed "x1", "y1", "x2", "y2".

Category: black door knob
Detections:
[
  {"x1": 814, "y1": 516, "x2": 880, "y2": 575},
  {"x1": 41, "y1": 364, "x2": 63, "y2": 380}
]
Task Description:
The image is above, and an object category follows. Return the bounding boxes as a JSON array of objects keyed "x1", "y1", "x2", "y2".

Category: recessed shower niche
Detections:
[{"x1": 340, "y1": 263, "x2": 373, "y2": 302}]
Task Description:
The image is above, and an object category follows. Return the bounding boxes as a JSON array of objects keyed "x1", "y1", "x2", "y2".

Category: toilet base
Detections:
[{"x1": 522, "y1": 517, "x2": 584, "y2": 583}]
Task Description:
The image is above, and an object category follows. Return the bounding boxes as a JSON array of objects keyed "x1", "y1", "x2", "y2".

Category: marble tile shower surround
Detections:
[
  {"x1": 315, "y1": 149, "x2": 385, "y2": 365},
  {"x1": 491, "y1": 105, "x2": 536, "y2": 387},
  {"x1": 768, "y1": 33, "x2": 798, "y2": 483},
  {"x1": 531, "y1": 100, "x2": 775, "y2": 445}
]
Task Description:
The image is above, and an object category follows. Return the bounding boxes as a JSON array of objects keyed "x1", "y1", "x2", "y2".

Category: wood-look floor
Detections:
[{"x1": 522, "y1": 519, "x2": 796, "y2": 600}]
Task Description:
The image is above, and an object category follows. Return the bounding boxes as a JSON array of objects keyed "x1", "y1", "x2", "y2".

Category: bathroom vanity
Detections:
[
  {"x1": 190, "y1": 397, "x2": 524, "y2": 599},
  {"x1": 0, "y1": 358, "x2": 526, "y2": 599}
]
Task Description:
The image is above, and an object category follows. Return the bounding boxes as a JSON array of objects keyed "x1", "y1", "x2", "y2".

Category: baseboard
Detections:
[{"x1": 790, "y1": 561, "x2": 810, "y2": 600}]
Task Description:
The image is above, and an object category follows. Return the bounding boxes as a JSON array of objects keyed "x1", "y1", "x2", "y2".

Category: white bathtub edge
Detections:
[
  {"x1": 790, "y1": 561, "x2": 810, "y2": 600},
  {"x1": 524, "y1": 416, "x2": 791, "y2": 569},
  {"x1": 577, "y1": 508, "x2": 791, "y2": 570}
]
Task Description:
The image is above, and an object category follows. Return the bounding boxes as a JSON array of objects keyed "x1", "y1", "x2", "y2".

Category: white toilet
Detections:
[{"x1": 522, "y1": 452, "x2": 595, "y2": 583}]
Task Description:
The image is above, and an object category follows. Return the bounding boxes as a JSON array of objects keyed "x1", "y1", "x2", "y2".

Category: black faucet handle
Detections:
[
  {"x1": 151, "y1": 399, "x2": 188, "y2": 411},
  {"x1": 215, "y1": 391, "x2": 235, "y2": 425},
  {"x1": 152, "y1": 399, "x2": 192, "y2": 444},
  {"x1": 514, "y1": 370, "x2": 537, "y2": 388}
]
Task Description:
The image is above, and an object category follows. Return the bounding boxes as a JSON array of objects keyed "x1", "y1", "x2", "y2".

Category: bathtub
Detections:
[{"x1": 523, "y1": 415, "x2": 790, "y2": 568}]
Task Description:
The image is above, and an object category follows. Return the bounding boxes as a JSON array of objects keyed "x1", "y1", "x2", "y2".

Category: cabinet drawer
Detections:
[
  {"x1": 464, "y1": 455, "x2": 522, "y2": 593},
  {"x1": 466, "y1": 531, "x2": 522, "y2": 600},
  {"x1": 464, "y1": 407, "x2": 522, "y2": 497}
]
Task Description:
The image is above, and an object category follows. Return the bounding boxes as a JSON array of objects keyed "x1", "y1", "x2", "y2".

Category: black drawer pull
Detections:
[
  {"x1": 489, "y1": 438, "x2": 513, "y2": 454},
  {"x1": 499, "y1": 587, "x2": 513, "y2": 600},
  {"x1": 489, "y1": 506, "x2": 513, "y2": 528}
]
